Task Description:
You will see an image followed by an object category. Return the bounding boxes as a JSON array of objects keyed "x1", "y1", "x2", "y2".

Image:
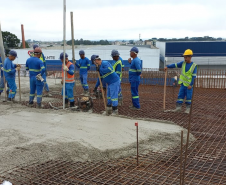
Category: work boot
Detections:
[
  {"x1": 43, "y1": 93, "x2": 52, "y2": 97},
  {"x1": 12, "y1": 97, "x2": 17, "y2": 103},
  {"x1": 28, "y1": 101, "x2": 34, "y2": 107},
  {"x1": 185, "y1": 104, "x2": 191, "y2": 114},
  {"x1": 102, "y1": 106, "x2": 112, "y2": 116},
  {"x1": 130, "y1": 106, "x2": 140, "y2": 110},
  {"x1": 84, "y1": 90, "x2": 90, "y2": 96},
  {"x1": 7, "y1": 98, "x2": 11, "y2": 101},
  {"x1": 173, "y1": 103, "x2": 182, "y2": 112},
  {"x1": 65, "y1": 99, "x2": 69, "y2": 108},
  {"x1": 70, "y1": 101, "x2": 75, "y2": 107},
  {"x1": 37, "y1": 103, "x2": 44, "y2": 109},
  {"x1": 112, "y1": 106, "x2": 118, "y2": 116}
]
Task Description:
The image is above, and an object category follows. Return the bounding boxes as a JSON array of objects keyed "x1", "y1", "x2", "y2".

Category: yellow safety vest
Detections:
[
  {"x1": 178, "y1": 62, "x2": 197, "y2": 87},
  {"x1": 112, "y1": 59, "x2": 122, "y2": 80}
]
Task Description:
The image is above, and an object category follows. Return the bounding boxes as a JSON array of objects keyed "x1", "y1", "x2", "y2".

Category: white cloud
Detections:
[{"x1": 0, "y1": 0, "x2": 226, "y2": 41}]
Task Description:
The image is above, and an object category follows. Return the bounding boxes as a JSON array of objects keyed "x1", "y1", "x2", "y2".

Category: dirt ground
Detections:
[{"x1": 0, "y1": 77, "x2": 193, "y2": 173}]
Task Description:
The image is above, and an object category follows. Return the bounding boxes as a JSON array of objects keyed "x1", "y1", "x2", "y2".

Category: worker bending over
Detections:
[
  {"x1": 75, "y1": 50, "x2": 90, "y2": 96},
  {"x1": 128, "y1": 47, "x2": 142, "y2": 110},
  {"x1": 60, "y1": 52, "x2": 76, "y2": 108},
  {"x1": 91, "y1": 55, "x2": 120, "y2": 115},
  {"x1": 3, "y1": 50, "x2": 20, "y2": 102},
  {"x1": 164, "y1": 49, "x2": 197, "y2": 114},
  {"x1": 26, "y1": 48, "x2": 45, "y2": 108},
  {"x1": 111, "y1": 50, "x2": 123, "y2": 106}
]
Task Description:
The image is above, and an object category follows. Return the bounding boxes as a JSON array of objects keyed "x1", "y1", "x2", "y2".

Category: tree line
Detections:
[{"x1": 67, "y1": 39, "x2": 110, "y2": 45}]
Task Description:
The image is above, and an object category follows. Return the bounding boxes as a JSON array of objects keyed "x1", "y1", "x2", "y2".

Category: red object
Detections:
[{"x1": 135, "y1": 122, "x2": 138, "y2": 126}]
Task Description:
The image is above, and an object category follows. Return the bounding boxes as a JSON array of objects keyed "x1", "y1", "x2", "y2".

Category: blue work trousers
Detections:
[
  {"x1": 80, "y1": 73, "x2": 88, "y2": 90},
  {"x1": 0, "y1": 76, "x2": 4, "y2": 93},
  {"x1": 29, "y1": 76, "x2": 44, "y2": 104},
  {"x1": 42, "y1": 73, "x2": 49, "y2": 92},
  {"x1": 118, "y1": 83, "x2": 122, "y2": 98},
  {"x1": 177, "y1": 84, "x2": 193, "y2": 105},
  {"x1": 107, "y1": 80, "x2": 120, "y2": 107},
  {"x1": 61, "y1": 82, "x2": 75, "y2": 102},
  {"x1": 130, "y1": 81, "x2": 140, "y2": 108},
  {"x1": 6, "y1": 78, "x2": 17, "y2": 99}
]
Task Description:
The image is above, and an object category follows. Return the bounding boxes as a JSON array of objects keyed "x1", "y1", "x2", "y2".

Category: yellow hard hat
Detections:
[{"x1": 183, "y1": 49, "x2": 193, "y2": 56}]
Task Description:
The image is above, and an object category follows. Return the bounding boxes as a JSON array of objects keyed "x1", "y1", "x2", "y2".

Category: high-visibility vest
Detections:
[
  {"x1": 112, "y1": 59, "x2": 122, "y2": 80},
  {"x1": 178, "y1": 62, "x2": 197, "y2": 87},
  {"x1": 62, "y1": 62, "x2": 75, "y2": 83}
]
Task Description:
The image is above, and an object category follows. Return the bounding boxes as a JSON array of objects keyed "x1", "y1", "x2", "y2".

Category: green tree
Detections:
[
  {"x1": 2, "y1": 31, "x2": 20, "y2": 48},
  {"x1": 20, "y1": 41, "x2": 29, "y2": 48}
]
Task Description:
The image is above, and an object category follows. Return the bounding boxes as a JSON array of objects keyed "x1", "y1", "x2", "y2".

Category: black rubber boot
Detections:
[
  {"x1": 70, "y1": 101, "x2": 75, "y2": 107},
  {"x1": 112, "y1": 106, "x2": 118, "y2": 115}
]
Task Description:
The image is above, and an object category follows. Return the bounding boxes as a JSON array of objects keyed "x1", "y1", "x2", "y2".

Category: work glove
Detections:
[
  {"x1": 16, "y1": 67, "x2": 21, "y2": 71},
  {"x1": 1, "y1": 67, "x2": 3, "y2": 70},
  {"x1": 73, "y1": 58, "x2": 76, "y2": 64},
  {"x1": 96, "y1": 65, "x2": 100, "y2": 72},
  {"x1": 36, "y1": 74, "x2": 44, "y2": 82},
  {"x1": 16, "y1": 64, "x2": 21, "y2": 67},
  {"x1": 63, "y1": 66, "x2": 69, "y2": 71}
]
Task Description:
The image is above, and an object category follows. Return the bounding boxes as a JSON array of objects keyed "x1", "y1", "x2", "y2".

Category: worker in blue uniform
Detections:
[
  {"x1": 164, "y1": 49, "x2": 197, "y2": 114},
  {"x1": 111, "y1": 50, "x2": 123, "y2": 106},
  {"x1": 26, "y1": 47, "x2": 45, "y2": 108},
  {"x1": 75, "y1": 50, "x2": 90, "y2": 96},
  {"x1": 91, "y1": 55, "x2": 120, "y2": 115},
  {"x1": 31, "y1": 44, "x2": 51, "y2": 97},
  {"x1": 60, "y1": 52, "x2": 76, "y2": 108},
  {"x1": 0, "y1": 50, "x2": 10, "y2": 96},
  {"x1": 3, "y1": 50, "x2": 21, "y2": 102},
  {"x1": 128, "y1": 47, "x2": 142, "y2": 110}
]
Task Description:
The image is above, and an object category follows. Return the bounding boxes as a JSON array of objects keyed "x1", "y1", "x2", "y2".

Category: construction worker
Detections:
[
  {"x1": 60, "y1": 52, "x2": 76, "y2": 108},
  {"x1": 3, "y1": 50, "x2": 21, "y2": 101},
  {"x1": 26, "y1": 47, "x2": 45, "y2": 108},
  {"x1": 164, "y1": 49, "x2": 197, "y2": 114},
  {"x1": 75, "y1": 50, "x2": 90, "y2": 96},
  {"x1": 91, "y1": 55, "x2": 120, "y2": 115},
  {"x1": 31, "y1": 44, "x2": 51, "y2": 97},
  {"x1": 128, "y1": 47, "x2": 142, "y2": 110},
  {"x1": 111, "y1": 50, "x2": 123, "y2": 105}
]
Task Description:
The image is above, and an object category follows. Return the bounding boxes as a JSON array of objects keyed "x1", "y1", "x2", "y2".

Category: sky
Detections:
[{"x1": 0, "y1": 0, "x2": 226, "y2": 41}]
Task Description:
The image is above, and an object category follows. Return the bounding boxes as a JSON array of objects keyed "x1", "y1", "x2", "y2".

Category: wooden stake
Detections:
[
  {"x1": 163, "y1": 69, "x2": 167, "y2": 110},
  {"x1": 97, "y1": 70, "x2": 106, "y2": 109},
  {"x1": 18, "y1": 69, "x2": 21, "y2": 102}
]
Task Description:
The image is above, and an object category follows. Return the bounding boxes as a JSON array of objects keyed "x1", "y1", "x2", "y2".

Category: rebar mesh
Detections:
[{"x1": 1, "y1": 67, "x2": 226, "y2": 184}]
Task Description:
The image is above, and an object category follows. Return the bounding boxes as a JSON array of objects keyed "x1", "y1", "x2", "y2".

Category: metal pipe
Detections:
[
  {"x1": 70, "y1": 11, "x2": 76, "y2": 95},
  {"x1": 21, "y1": 24, "x2": 25, "y2": 49},
  {"x1": 163, "y1": 69, "x2": 167, "y2": 110},
  {"x1": 0, "y1": 22, "x2": 7, "y2": 101},
  {"x1": 62, "y1": 0, "x2": 66, "y2": 109}
]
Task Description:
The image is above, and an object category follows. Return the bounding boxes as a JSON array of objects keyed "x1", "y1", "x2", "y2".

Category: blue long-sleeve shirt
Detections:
[
  {"x1": 97, "y1": 61, "x2": 119, "y2": 86},
  {"x1": 3, "y1": 58, "x2": 17, "y2": 79},
  {"x1": 31, "y1": 52, "x2": 47, "y2": 72},
  {"x1": 26, "y1": 57, "x2": 45, "y2": 77},
  {"x1": 167, "y1": 61, "x2": 197, "y2": 86},
  {"x1": 65, "y1": 62, "x2": 75, "y2": 76},
  {"x1": 75, "y1": 57, "x2": 90, "y2": 74},
  {"x1": 129, "y1": 57, "x2": 142, "y2": 82}
]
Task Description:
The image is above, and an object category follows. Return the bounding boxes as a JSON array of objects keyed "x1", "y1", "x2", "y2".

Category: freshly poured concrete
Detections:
[{"x1": 0, "y1": 77, "x2": 193, "y2": 172}]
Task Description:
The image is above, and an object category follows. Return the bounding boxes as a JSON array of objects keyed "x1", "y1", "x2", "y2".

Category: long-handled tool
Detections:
[
  {"x1": 163, "y1": 69, "x2": 167, "y2": 110},
  {"x1": 97, "y1": 69, "x2": 106, "y2": 110},
  {"x1": 18, "y1": 68, "x2": 21, "y2": 102}
]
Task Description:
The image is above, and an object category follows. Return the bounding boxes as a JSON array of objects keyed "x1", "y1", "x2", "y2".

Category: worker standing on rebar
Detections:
[
  {"x1": 111, "y1": 50, "x2": 123, "y2": 106},
  {"x1": 3, "y1": 50, "x2": 21, "y2": 102},
  {"x1": 128, "y1": 47, "x2": 142, "y2": 110},
  {"x1": 75, "y1": 50, "x2": 90, "y2": 96},
  {"x1": 91, "y1": 55, "x2": 120, "y2": 115},
  {"x1": 29, "y1": 44, "x2": 51, "y2": 97},
  {"x1": 164, "y1": 49, "x2": 197, "y2": 114},
  {"x1": 60, "y1": 52, "x2": 76, "y2": 108},
  {"x1": 26, "y1": 47, "x2": 45, "y2": 108}
]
